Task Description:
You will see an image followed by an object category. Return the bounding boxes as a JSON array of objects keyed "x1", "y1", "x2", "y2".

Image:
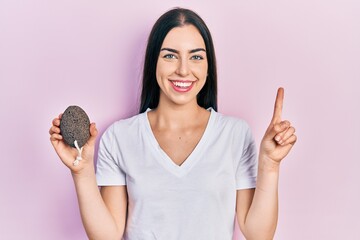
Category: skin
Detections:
[
  {"x1": 50, "y1": 118, "x2": 127, "y2": 239},
  {"x1": 49, "y1": 24, "x2": 296, "y2": 239},
  {"x1": 237, "y1": 87, "x2": 297, "y2": 239},
  {"x1": 148, "y1": 24, "x2": 210, "y2": 166}
]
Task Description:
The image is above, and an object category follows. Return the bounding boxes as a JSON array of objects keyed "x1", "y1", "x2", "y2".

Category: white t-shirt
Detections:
[{"x1": 96, "y1": 108, "x2": 258, "y2": 240}]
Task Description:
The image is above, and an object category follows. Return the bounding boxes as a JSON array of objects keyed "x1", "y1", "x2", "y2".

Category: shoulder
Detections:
[
  {"x1": 211, "y1": 110, "x2": 256, "y2": 148},
  {"x1": 100, "y1": 112, "x2": 146, "y2": 141},
  {"x1": 113, "y1": 112, "x2": 145, "y2": 131},
  {"x1": 212, "y1": 110, "x2": 252, "y2": 133}
]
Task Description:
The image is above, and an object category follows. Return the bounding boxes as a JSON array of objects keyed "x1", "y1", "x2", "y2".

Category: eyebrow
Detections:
[{"x1": 160, "y1": 48, "x2": 206, "y2": 54}]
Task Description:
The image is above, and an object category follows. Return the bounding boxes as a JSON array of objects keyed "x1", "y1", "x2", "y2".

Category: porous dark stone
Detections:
[{"x1": 60, "y1": 105, "x2": 90, "y2": 148}]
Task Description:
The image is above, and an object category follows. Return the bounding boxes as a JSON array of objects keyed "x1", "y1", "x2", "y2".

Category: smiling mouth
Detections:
[{"x1": 169, "y1": 80, "x2": 195, "y2": 92}]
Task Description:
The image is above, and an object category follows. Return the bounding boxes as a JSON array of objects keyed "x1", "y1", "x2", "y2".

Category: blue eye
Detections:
[
  {"x1": 191, "y1": 55, "x2": 204, "y2": 60},
  {"x1": 164, "y1": 54, "x2": 176, "y2": 59}
]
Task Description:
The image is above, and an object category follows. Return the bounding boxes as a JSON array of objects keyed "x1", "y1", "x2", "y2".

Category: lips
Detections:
[{"x1": 169, "y1": 80, "x2": 195, "y2": 92}]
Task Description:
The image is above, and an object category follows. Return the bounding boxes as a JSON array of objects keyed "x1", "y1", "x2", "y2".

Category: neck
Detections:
[{"x1": 151, "y1": 96, "x2": 205, "y2": 130}]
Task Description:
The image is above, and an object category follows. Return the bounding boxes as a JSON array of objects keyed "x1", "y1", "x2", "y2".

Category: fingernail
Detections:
[{"x1": 275, "y1": 136, "x2": 281, "y2": 141}]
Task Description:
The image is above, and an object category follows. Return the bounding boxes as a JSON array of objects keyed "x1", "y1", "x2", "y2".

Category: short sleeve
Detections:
[
  {"x1": 235, "y1": 124, "x2": 258, "y2": 190},
  {"x1": 96, "y1": 124, "x2": 126, "y2": 186}
]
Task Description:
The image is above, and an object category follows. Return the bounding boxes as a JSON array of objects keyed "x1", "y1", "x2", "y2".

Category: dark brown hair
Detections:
[{"x1": 139, "y1": 7, "x2": 217, "y2": 113}]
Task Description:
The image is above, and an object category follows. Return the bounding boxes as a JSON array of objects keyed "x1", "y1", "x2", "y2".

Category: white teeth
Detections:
[{"x1": 172, "y1": 81, "x2": 193, "y2": 88}]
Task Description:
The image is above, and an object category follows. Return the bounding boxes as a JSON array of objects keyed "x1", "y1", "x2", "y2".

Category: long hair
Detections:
[{"x1": 139, "y1": 7, "x2": 217, "y2": 113}]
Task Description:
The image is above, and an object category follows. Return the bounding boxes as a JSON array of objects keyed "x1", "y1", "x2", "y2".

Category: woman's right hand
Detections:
[{"x1": 49, "y1": 113, "x2": 98, "y2": 174}]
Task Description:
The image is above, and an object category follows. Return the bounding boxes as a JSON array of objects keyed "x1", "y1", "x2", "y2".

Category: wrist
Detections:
[
  {"x1": 71, "y1": 162, "x2": 96, "y2": 180},
  {"x1": 258, "y1": 154, "x2": 281, "y2": 173}
]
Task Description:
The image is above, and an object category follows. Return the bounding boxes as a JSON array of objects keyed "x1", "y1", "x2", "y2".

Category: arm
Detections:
[
  {"x1": 236, "y1": 161, "x2": 279, "y2": 240},
  {"x1": 236, "y1": 88, "x2": 297, "y2": 239},
  {"x1": 72, "y1": 171, "x2": 127, "y2": 240},
  {"x1": 50, "y1": 115, "x2": 127, "y2": 239}
]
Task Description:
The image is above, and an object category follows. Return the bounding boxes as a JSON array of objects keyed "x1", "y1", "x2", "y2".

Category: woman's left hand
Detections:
[{"x1": 259, "y1": 88, "x2": 297, "y2": 164}]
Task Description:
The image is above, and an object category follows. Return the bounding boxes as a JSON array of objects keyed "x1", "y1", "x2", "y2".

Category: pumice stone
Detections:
[{"x1": 60, "y1": 105, "x2": 90, "y2": 148}]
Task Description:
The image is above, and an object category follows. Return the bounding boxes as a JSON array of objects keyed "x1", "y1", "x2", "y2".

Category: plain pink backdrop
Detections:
[{"x1": 1, "y1": 0, "x2": 359, "y2": 239}]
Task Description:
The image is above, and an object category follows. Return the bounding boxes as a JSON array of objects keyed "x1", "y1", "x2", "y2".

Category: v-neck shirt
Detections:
[
  {"x1": 96, "y1": 108, "x2": 258, "y2": 240},
  {"x1": 144, "y1": 108, "x2": 214, "y2": 177}
]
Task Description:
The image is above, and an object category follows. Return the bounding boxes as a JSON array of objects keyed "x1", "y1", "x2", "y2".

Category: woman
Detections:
[{"x1": 50, "y1": 7, "x2": 296, "y2": 240}]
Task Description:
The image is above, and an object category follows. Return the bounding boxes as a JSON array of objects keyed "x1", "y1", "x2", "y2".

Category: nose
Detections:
[{"x1": 175, "y1": 58, "x2": 190, "y2": 77}]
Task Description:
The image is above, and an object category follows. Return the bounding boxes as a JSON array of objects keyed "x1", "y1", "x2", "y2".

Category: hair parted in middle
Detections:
[{"x1": 139, "y1": 7, "x2": 217, "y2": 113}]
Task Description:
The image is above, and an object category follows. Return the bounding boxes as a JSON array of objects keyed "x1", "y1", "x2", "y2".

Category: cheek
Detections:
[
  {"x1": 155, "y1": 58, "x2": 162, "y2": 78},
  {"x1": 192, "y1": 63, "x2": 208, "y2": 80},
  {"x1": 155, "y1": 60, "x2": 166, "y2": 85},
  {"x1": 156, "y1": 60, "x2": 176, "y2": 79},
  {"x1": 156, "y1": 61, "x2": 176, "y2": 90}
]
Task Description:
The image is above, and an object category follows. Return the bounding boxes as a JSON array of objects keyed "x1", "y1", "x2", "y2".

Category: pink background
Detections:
[{"x1": 1, "y1": 0, "x2": 359, "y2": 239}]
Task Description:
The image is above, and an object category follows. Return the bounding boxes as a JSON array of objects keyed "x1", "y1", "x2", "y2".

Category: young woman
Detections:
[{"x1": 50, "y1": 8, "x2": 296, "y2": 240}]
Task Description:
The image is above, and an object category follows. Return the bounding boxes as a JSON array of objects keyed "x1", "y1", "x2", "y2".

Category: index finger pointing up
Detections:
[{"x1": 271, "y1": 87, "x2": 284, "y2": 124}]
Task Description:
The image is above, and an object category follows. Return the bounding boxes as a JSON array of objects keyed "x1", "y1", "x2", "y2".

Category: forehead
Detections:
[{"x1": 161, "y1": 24, "x2": 206, "y2": 49}]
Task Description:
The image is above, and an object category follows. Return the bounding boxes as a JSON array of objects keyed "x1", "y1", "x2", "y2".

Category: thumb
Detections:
[
  {"x1": 265, "y1": 120, "x2": 290, "y2": 139},
  {"x1": 87, "y1": 123, "x2": 98, "y2": 146}
]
